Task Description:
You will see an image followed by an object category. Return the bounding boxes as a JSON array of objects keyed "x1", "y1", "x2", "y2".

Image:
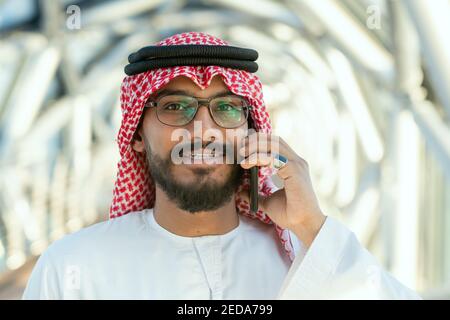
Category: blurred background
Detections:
[{"x1": 0, "y1": 0, "x2": 449, "y2": 299}]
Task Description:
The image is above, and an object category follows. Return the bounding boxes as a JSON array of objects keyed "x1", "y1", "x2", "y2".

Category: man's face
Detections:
[{"x1": 133, "y1": 75, "x2": 249, "y2": 213}]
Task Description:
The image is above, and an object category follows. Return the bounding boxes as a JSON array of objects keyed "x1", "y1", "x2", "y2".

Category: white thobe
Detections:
[{"x1": 22, "y1": 208, "x2": 420, "y2": 299}]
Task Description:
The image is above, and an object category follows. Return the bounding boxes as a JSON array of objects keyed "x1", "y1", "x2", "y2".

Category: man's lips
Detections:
[{"x1": 174, "y1": 143, "x2": 240, "y2": 165}]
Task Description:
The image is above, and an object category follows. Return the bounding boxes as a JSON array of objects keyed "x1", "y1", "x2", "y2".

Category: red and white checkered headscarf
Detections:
[{"x1": 110, "y1": 31, "x2": 294, "y2": 261}]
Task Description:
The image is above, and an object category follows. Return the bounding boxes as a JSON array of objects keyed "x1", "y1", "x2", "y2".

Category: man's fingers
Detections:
[
  {"x1": 241, "y1": 133, "x2": 275, "y2": 155},
  {"x1": 240, "y1": 138, "x2": 276, "y2": 157},
  {"x1": 240, "y1": 133, "x2": 292, "y2": 160},
  {"x1": 240, "y1": 152, "x2": 274, "y2": 169}
]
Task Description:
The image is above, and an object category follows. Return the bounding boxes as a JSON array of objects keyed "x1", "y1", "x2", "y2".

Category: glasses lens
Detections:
[
  {"x1": 156, "y1": 95, "x2": 197, "y2": 126},
  {"x1": 210, "y1": 96, "x2": 248, "y2": 128}
]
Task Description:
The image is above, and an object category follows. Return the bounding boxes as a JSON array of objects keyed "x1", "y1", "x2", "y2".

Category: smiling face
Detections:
[{"x1": 132, "y1": 75, "x2": 250, "y2": 213}]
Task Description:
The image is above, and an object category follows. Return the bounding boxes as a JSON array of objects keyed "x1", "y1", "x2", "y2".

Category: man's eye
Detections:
[
  {"x1": 217, "y1": 104, "x2": 235, "y2": 111},
  {"x1": 165, "y1": 104, "x2": 187, "y2": 110}
]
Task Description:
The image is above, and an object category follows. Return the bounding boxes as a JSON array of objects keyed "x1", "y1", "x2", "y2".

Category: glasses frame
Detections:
[{"x1": 144, "y1": 94, "x2": 253, "y2": 129}]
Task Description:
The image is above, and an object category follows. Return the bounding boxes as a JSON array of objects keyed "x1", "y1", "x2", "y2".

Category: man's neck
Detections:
[{"x1": 152, "y1": 187, "x2": 240, "y2": 237}]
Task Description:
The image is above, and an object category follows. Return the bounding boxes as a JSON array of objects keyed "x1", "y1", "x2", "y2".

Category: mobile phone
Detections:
[
  {"x1": 247, "y1": 117, "x2": 258, "y2": 212},
  {"x1": 250, "y1": 166, "x2": 258, "y2": 212}
]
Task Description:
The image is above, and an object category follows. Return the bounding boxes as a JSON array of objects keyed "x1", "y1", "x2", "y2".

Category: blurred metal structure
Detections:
[{"x1": 0, "y1": 0, "x2": 449, "y2": 298}]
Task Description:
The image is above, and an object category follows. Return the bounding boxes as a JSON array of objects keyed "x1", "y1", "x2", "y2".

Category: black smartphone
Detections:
[
  {"x1": 250, "y1": 166, "x2": 258, "y2": 212},
  {"x1": 246, "y1": 116, "x2": 258, "y2": 212}
]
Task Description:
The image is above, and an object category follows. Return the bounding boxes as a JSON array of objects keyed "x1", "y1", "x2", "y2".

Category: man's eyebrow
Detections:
[{"x1": 154, "y1": 89, "x2": 234, "y2": 99}]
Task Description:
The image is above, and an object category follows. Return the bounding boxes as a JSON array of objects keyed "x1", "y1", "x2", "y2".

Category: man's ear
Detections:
[{"x1": 132, "y1": 127, "x2": 145, "y2": 153}]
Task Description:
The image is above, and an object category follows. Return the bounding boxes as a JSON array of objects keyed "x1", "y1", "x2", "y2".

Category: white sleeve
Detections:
[
  {"x1": 277, "y1": 216, "x2": 422, "y2": 300},
  {"x1": 22, "y1": 249, "x2": 62, "y2": 300}
]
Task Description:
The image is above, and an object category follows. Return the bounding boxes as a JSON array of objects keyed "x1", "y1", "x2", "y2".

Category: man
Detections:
[{"x1": 23, "y1": 32, "x2": 420, "y2": 299}]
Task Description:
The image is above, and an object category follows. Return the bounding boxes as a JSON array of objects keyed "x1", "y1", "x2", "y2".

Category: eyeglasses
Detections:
[{"x1": 144, "y1": 94, "x2": 252, "y2": 128}]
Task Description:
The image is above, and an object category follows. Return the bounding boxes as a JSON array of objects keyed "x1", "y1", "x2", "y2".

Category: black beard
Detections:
[{"x1": 144, "y1": 138, "x2": 244, "y2": 213}]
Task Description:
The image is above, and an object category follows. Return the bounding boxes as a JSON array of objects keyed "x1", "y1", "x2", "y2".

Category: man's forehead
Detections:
[{"x1": 152, "y1": 75, "x2": 231, "y2": 97}]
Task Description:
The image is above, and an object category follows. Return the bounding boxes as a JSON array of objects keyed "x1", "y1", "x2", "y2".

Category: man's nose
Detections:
[
  {"x1": 188, "y1": 104, "x2": 223, "y2": 145},
  {"x1": 191, "y1": 104, "x2": 217, "y2": 131}
]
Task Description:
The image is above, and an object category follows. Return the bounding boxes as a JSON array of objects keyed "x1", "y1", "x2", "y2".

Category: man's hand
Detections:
[{"x1": 238, "y1": 133, "x2": 327, "y2": 249}]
